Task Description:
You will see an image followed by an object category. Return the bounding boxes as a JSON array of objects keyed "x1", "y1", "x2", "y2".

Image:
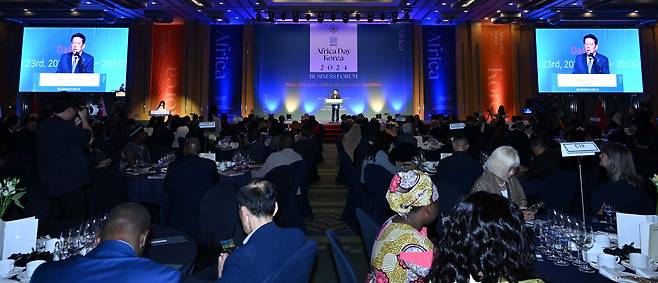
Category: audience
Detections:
[
  {"x1": 368, "y1": 170, "x2": 439, "y2": 283},
  {"x1": 520, "y1": 136, "x2": 560, "y2": 182},
  {"x1": 216, "y1": 179, "x2": 306, "y2": 282},
  {"x1": 435, "y1": 135, "x2": 483, "y2": 194},
  {"x1": 243, "y1": 129, "x2": 268, "y2": 163},
  {"x1": 119, "y1": 125, "x2": 151, "y2": 170},
  {"x1": 31, "y1": 203, "x2": 181, "y2": 283},
  {"x1": 430, "y1": 192, "x2": 540, "y2": 283},
  {"x1": 360, "y1": 131, "x2": 400, "y2": 183},
  {"x1": 165, "y1": 137, "x2": 219, "y2": 238},
  {"x1": 591, "y1": 142, "x2": 656, "y2": 215},
  {"x1": 251, "y1": 132, "x2": 302, "y2": 178},
  {"x1": 37, "y1": 95, "x2": 93, "y2": 221}
]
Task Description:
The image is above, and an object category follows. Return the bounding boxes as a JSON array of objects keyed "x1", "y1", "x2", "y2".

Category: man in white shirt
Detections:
[{"x1": 251, "y1": 132, "x2": 302, "y2": 178}]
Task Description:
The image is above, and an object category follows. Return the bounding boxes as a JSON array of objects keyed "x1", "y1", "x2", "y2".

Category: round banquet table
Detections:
[{"x1": 144, "y1": 225, "x2": 197, "y2": 275}]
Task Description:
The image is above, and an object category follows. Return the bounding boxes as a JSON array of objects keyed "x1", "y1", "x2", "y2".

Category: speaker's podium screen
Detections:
[{"x1": 19, "y1": 27, "x2": 128, "y2": 93}]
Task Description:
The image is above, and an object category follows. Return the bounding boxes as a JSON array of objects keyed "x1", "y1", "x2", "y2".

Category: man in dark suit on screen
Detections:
[
  {"x1": 57, "y1": 33, "x2": 95, "y2": 73},
  {"x1": 572, "y1": 34, "x2": 609, "y2": 74}
]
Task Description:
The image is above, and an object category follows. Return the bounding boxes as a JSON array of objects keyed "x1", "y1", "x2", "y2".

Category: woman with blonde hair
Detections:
[{"x1": 472, "y1": 146, "x2": 534, "y2": 219}]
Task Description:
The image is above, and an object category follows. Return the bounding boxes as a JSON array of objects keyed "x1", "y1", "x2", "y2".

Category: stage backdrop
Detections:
[
  {"x1": 150, "y1": 24, "x2": 184, "y2": 115},
  {"x1": 253, "y1": 23, "x2": 414, "y2": 120},
  {"x1": 422, "y1": 25, "x2": 457, "y2": 119},
  {"x1": 209, "y1": 25, "x2": 243, "y2": 118}
]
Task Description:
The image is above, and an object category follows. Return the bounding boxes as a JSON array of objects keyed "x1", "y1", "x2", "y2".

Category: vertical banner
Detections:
[
  {"x1": 150, "y1": 24, "x2": 184, "y2": 115},
  {"x1": 480, "y1": 24, "x2": 514, "y2": 117},
  {"x1": 422, "y1": 25, "x2": 456, "y2": 119},
  {"x1": 209, "y1": 25, "x2": 243, "y2": 118}
]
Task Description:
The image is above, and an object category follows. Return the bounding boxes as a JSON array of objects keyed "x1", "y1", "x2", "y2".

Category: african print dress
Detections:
[{"x1": 367, "y1": 217, "x2": 434, "y2": 283}]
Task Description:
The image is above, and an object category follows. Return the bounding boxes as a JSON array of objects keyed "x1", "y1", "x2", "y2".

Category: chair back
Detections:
[
  {"x1": 430, "y1": 177, "x2": 465, "y2": 215},
  {"x1": 326, "y1": 229, "x2": 358, "y2": 283},
  {"x1": 363, "y1": 164, "x2": 394, "y2": 224},
  {"x1": 538, "y1": 171, "x2": 579, "y2": 212},
  {"x1": 265, "y1": 164, "x2": 304, "y2": 230},
  {"x1": 355, "y1": 208, "x2": 380, "y2": 261},
  {"x1": 339, "y1": 149, "x2": 371, "y2": 230},
  {"x1": 197, "y1": 181, "x2": 243, "y2": 250},
  {"x1": 263, "y1": 240, "x2": 318, "y2": 283}
]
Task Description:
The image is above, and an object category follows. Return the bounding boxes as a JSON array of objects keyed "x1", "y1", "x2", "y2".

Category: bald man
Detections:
[
  {"x1": 31, "y1": 203, "x2": 181, "y2": 283},
  {"x1": 165, "y1": 137, "x2": 219, "y2": 238}
]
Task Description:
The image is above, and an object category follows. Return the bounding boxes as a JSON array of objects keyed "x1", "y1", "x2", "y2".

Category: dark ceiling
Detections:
[{"x1": 0, "y1": 0, "x2": 656, "y2": 25}]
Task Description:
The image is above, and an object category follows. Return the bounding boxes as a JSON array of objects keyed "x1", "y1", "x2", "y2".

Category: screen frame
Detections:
[
  {"x1": 533, "y1": 26, "x2": 645, "y2": 95},
  {"x1": 17, "y1": 24, "x2": 131, "y2": 95}
]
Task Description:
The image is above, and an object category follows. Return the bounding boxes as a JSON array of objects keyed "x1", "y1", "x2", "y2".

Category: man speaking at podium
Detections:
[
  {"x1": 56, "y1": 33, "x2": 95, "y2": 74},
  {"x1": 572, "y1": 34, "x2": 609, "y2": 74},
  {"x1": 330, "y1": 89, "x2": 340, "y2": 123}
]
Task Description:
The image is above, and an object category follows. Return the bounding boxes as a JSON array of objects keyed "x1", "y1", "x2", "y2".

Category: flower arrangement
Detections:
[{"x1": 0, "y1": 177, "x2": 26, "y2": 220}]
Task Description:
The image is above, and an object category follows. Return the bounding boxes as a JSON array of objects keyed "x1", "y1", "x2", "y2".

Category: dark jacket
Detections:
[
  {"x1": 56, "y1": 52, "x2": 95, "y2": 73},
  {"x1": 37, "y1": 116, "x2": 92, "y2": 197},
  {"x1": 591, "y1": 180, "x2": 655, "y2": 215},
  {"x1": 523, "y1": 149, "x2": 561, "y2": 182},
  {"x1": 435, "y1": 151, "x2": 483, "y2": 194},
  {"x1": 217, "y1": 222, "x2": 306, "y2": 282},
  {"x1": 31, "y1": 240, "x2": 181, "y2": 283}
]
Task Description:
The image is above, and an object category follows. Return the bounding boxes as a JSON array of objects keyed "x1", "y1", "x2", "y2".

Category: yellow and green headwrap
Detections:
[{"x1": 386, "y1": 170, "x2": 439, "y2": 217}]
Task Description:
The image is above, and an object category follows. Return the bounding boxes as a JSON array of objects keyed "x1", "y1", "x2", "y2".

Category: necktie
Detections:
[
  {"x1": 72, "y1": 56, "x2": 78, "y2": 73},
  {"x1": 587, "y1": 57, "x2": 593, "y2": 74}
]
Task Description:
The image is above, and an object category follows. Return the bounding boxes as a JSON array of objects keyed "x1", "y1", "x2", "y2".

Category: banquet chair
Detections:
[
  {"x1": 265, "y1": 164, "x2": 305, "y2": 231},
  {"x1": 363, "y1": 164, "x2": 394, "y2": 224},
  {"x1": 538, "y1": 171, "x2": 579, "y2": 213},
  {"x1": 262, "y1": 240, "x2": 318, "y2": 283},
  {"x1": 326, "y1": 229, "x2": 358, "y2": 283},
  {"x1": 289, "y1": 160, "x2": 308, "y2": 231},
  {"x1": 430, "y1": 177, "x2": 465, "y2": 215},
  {"x1": 355, "y1": 208, "x2": 380, "y2": 262},
  {"x1": 339, "y1": 147, "x2": 369, "y2": 231},
  {"x1": 87, "y1": 168, "x2": 128, "y2": 216}
]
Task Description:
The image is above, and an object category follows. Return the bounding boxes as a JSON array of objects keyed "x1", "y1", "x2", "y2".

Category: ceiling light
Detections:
[
  {"x1": 103, "y1": 9, "x2": 107, "y2": 11},
  {"x1": 70, "y1": 8, "x2": 76, "y2": 11},
  {"x1": 406, "y1": 2, "x2": 410, "y2": 5},
  {"x1": 556, "y1": 10, "x2": 560, "y2": 13},
  {"x1": 588, "y1": 10, "x2": 593, "y2": 12},
  {"x1": 85, "y1": 1, "x2": 92, "y2": 4},
  {"x1": 496, "y1": 10, "x2": 501, "y2": 13},
  {"x1": 255, "y1": 1, "x2": 259, "y2": 5},
  {"x1": 461, "y1": 0, "x2": 476, "y2": 7},
  {"x1": 441, "y1": 2, "x2": 447, "y2": 5},
  {"x1": 464, "y1": 10, "x2": 469, "y2": 13},
  {"x1": 426, "y1": 17, "x2": 431, "y2": 19},
  {"x1": 442, "y1": 19, "x2": 449, "y2": 22},
  {"x1": 539, "y1": 17, "x2": 543, "y2": 20},
  {"x1": 508, "y1": 2, "x2": 514, "y2": 6},
  {"x1": 197, "y1": 9, "x2": 201, "y2": 12},
  {"x1": 23, "y1": 8, "x2": 29, "y2": 12},
  {"x1": 634, "y1": 10, "x2": 639, "y2": 13},
  {"x1": 227, "y1": 9, "x2": 231, "y2": 12},
  {"x1": 189, "y1": 0, "x2": 204, "y2": 6},
  {"x1": 434, "y1": 10, "x2": 439, "y2": 13},
  {"x1": 150, "y1": 1, "x2": 156, "y2": 4},
  {"x1": 572, "y1": 3, "x2": 578, "y2": 5},
  {"x1": 235, "y1": 16, "x2": 239, "y2": 19},
  {"x1": 523, "y1": 10, "x2": 528, "y2": 13},
  {"x1": 217, "y1": 18, "x2": 223, "y2": 21},
  {"x1": 219, "y1": 1, "x2": 224, "y2": 4},
  {"x1": 484, "y1": 17, "x2": 489, "y2": 20},
  {"x1": 120, "y1": 16, "x2": 125, "y2": 18}
]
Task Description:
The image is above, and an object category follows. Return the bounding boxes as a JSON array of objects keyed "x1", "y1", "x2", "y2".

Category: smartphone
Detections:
[
  {"x1": 526, "y1": 202, "x2": 545, "y2": 213},
  {"x1": 219, "y1": 239, "x2": 236, "y2": 253}
]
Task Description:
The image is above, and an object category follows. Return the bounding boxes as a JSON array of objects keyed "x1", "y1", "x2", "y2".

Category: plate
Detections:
[
  {"x1": 0, "y1": 267, "x2": 24, "y2": 279},
  {"x1": 620, "y1": 260, "x2": 658, "y2": 272},
  {"x1": 589, "y1": 261, "x2": 625, "y2": 272}
]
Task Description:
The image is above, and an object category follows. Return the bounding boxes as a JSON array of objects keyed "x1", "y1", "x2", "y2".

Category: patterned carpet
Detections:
[{"x1": 306, "y1": 143, "x2": 370, "y2": 283}]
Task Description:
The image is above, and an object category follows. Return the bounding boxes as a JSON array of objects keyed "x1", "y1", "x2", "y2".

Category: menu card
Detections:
[
  {"x1": 0, "y1": 217, "x2": 38, "y2": 259},
  {"x1": 616, "y1": 213, "x2": 658, "y2": 254}
]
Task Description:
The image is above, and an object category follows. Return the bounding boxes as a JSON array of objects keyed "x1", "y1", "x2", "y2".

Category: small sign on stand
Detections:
[{"x1": 560, "y1": 141, "x2": 600, "y2": 227}]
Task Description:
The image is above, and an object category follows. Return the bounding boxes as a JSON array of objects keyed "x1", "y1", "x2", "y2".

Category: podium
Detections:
[
  {"x1": 325, "y1": 98, "x2": 343, "y2": 105},
  {"x1": 149, "y1": 109, "x2": 171, "y2": 117},
  {"x1": 32, "y1": 73, "x2": 107, "y2": 92}
]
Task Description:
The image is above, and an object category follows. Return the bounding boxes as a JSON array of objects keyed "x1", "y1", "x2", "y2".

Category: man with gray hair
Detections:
[{"x1": 31, "y1": 203, "x2": 181, "y2": 283}]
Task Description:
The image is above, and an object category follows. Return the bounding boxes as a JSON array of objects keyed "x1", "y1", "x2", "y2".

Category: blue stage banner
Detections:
[
  {"x1": 422, "y1": 25, "x2": 456, "y2": 119},
  {"x1": 209, "y1": 25, "x2": 243, "y2": 118}
]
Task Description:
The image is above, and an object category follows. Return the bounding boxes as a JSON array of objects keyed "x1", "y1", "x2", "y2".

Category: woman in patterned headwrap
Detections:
[{"x1": 367, "y1": 170, "x2": 439, "y2": 283}]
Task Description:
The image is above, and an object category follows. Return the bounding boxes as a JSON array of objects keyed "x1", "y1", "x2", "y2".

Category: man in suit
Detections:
[
  {"x1": 251, "y1": 133, "x2": 302, "y2": 178},
  {"x1": 330, "y1": 89, "x2": 340, "y2": 123},
  {"x1": 57, "y1": 33, "x2": 94, "y2": 74},
  {"x1": 243, "y1": 129, "x2": 268, "y2": 164},
  {"x1": 31, "y1": 203, "x2": 181, "y2": 283},
  {"x1": 165, "y1": 137, "x2": 219, "y2": 239},
  {"x1": 572, "y1": 34, "x2": 609, "y2": 74},
  {"x1": 217, "y1": 179, "x2": 306, "y2": 282},
  {"x1": 37, "y1": 95, "x2": 93, "y2": 221},
  {"x1": 521, "y1": 136, "x2": 560, "y2": 182},
  {"x1": 435, "y1": 135, "x2": 483, "y2": 194}
]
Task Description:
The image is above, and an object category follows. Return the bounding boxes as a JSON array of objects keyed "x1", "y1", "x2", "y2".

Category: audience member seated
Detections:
[
  {"x1": 342, "y1": 122, "x2": 361, "y2": 162},
  {"x1": 293, "y1": 124, "x2": 321, "y2": 181},
  {"x1": 361, "y1": 131, "x2": 400, "y2": 183},
  {"x1": 172, "y1": 116, "x2": 190, "y2": 149},
  {"x1": 591, "y1": 142, "x2": 656, "y2": 215},
  {"x1": 243, "y1": 129, "x2": 268, "y2": 163},
  {"x1": 119, "y1": 126, "x2": 151, "y2": 170},
  {"x1": 31, "y1": 203, "x2": 181, "y2": 283},
  {"x1": 165, "y1": 137, "x2": 219, "y2": 238},
  {"x1": 504, "y1": 121, "x2": 532, "y2": 167},
  {"x1": 430, "y1": 192, "x2": 541, "y2": 283},
  {"x1": 368, "y1": 170, "x2": 439, "y2": 283},
  {"x1": 435, "y1": 135, "x2": 483, "y2": 194},
  {"x1": 37, "y1": 95, "x2": 93, "y2": 221},
  {"x1": 394, "y1": 123, "x2": 417, "y2": 147},
  {"x1": 252, "y1": 133, "x2": 302, "y2": 178},
  {"x1": 520, "y1": 136, "x2": 560, "y2": 182},
  {"x1": 472, "y1": 146, "x2": 535, "y2": 220},
  {"x1": 216, "y1": 179, "x2": 306, "y2": 282}
]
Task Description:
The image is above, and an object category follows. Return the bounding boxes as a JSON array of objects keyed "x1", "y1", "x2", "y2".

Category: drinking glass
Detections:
[
  {"x1": 576, "y1": 226, "x2": 596, "y2": 273},
  {"x1": 552, "y1": 233, "x2": 570, "y2": 267}
]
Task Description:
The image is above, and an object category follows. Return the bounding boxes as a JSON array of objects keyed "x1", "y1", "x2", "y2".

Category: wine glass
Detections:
[
  {"x1": 552, "y1": 232, "x2": 570, "y2": 267},
  {"x1": 602, "y1": 203, "x2": 617, "y2": 232},
  {"x1": 576, "y1": 226, "x2": 597, "y2": 273}
]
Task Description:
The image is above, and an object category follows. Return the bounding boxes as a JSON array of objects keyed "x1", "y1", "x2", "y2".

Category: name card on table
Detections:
[
  {"x1": 616, "y1": 213, "x2": 658, "y2": 253},
  {"x1": 0, "y1": 217, "x2": 38, "y2": 259},
  {"x1": 199, "y1": 152, "x2": 216, "y2": 161},
  {"x1": 560, "y1": 141, "x2": 600, "y2": 157},
  {"x1": 199, "y1": 122, "x2": 215, "y2": 129},
  {"x1": 449, "y1": 123, "x2": 465, "y2": 130}
]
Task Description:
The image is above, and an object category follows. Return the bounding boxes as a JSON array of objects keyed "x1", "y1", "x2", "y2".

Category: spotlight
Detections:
[
  {"x1": 342, "y1": 12, "x2": 349, "y2": 23},
  {"x1": 355, "y1": 12, "x2": 361, "y2": 21},
  {"x1": 305, "y1": 12, "x2": 311, "y2": 21},
  {"x1": 318, "y1": 12, "x2": 324, "y2": 23},
  {"x1": 293, "y1": 11, "x2": 299, "y2": 22},
  {"x1": 367, "y1": 12, "x2": 373, "y2": 22},
  {"x1": 331, "y1": 12, "x2": 336, "y2": 21}
]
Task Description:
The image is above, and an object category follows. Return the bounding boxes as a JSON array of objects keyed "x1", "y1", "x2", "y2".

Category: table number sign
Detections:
[{"x1": 560, "y1": 141, "x2": 600, "y2": 157}]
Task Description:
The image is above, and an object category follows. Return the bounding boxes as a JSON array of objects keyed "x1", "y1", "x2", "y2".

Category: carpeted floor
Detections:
[{"x1": 306, "y1": 143, "x2": 370, "y2": 283}]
